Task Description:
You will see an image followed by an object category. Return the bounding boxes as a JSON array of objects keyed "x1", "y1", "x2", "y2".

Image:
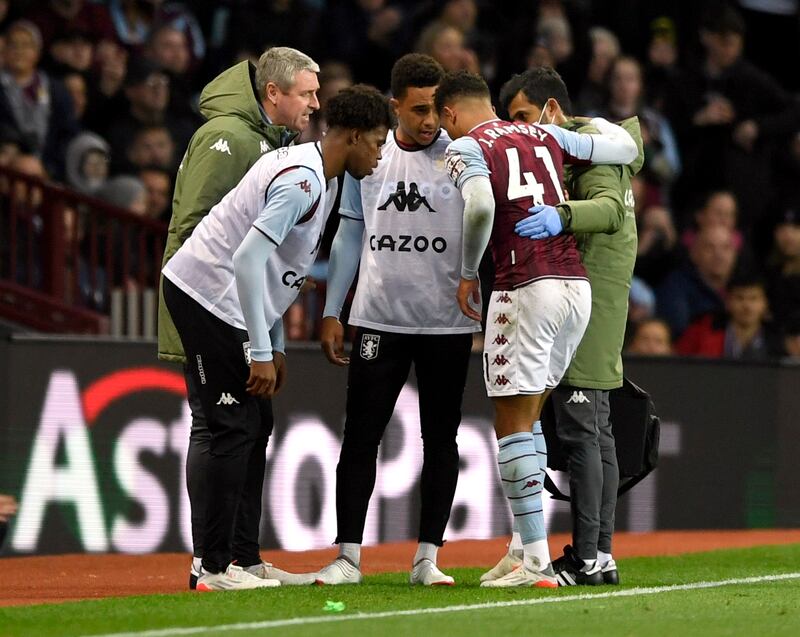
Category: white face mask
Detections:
[{"x1": 536, "y1": 99, "x2": 552, "y2": 125}]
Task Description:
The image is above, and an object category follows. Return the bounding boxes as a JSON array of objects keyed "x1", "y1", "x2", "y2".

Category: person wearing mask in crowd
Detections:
[
  {"x1": 676, "y1": 275, "x2": 781, "y2": 360},
  {"x1": 157, "y1": 46, "x2": 321, "y2": 591},
  {"x1": 0, "y1": 20, "x2": 78, "y2": 179},
  {"x1": 625, "y1": 318, "x2": 673, "y2": 356},
  {"x1": 657, "y1": 224, "x2": 739, "y2": 338}
]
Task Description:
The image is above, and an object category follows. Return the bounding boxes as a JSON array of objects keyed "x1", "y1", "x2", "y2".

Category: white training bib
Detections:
[
  {"x1": 164, "y1": 142, "x2": 336, "y2": 331},
  {"x1": 344, "y1": 130, "x2": 479, "y2": 334}
]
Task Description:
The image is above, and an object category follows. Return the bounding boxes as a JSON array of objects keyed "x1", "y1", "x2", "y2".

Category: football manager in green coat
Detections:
[
  {"x1": 157, "y1": 46, "x2": 321, "y2": 589},
  {"x1": 484, "y1": 66, "x2": 643, "y2": 587}
]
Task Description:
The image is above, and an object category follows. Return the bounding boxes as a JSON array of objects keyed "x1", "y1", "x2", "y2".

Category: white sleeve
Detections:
[
  {"x1": 445, "y1": 136, "x2": 491, "y2": 189},
  {"x1": 460, "y1": 175, "x2": 495, "y2": 280},
  {"x1": 539, "y1": 120, "x2": 638, "y2": 165}
]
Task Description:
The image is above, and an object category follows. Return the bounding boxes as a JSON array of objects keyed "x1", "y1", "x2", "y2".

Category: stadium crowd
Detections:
[{"x1": 1, "y1": 0, "x2": 800, "y2": 360}]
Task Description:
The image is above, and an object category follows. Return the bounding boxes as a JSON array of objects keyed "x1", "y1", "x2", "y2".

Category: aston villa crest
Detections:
[{"x1": 360, "y1": 334, "x2": 380, "y2": 360}]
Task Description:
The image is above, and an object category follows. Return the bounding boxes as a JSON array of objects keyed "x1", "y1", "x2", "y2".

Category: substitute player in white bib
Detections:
[
  {"x1": 314, "y1": 54, "x2": 479, "y2": 587},
  {"x1": 162, "y1": 85, "x2": 392, "y2": 592},
  {"x1": 436, "y1": 71, "x2": 638, "y2": 588}
]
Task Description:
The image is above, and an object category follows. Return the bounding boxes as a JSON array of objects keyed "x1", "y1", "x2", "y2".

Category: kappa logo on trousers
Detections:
[
  {"x1": 566, "y1": 390, "x2": 591, "y2": 404},
  {"x1": 216, "y1": 392, "x2": 240, "y2": 405}
]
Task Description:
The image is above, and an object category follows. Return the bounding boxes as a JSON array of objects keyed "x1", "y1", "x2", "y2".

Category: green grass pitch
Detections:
[{"x1": 2, "y1": 544, "x2": 799, "y2": 637}]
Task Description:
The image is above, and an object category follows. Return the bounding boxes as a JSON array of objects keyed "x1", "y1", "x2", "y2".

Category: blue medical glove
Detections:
[{"x1": 515, "y1": 205, "x2": 563, "y2": 240}]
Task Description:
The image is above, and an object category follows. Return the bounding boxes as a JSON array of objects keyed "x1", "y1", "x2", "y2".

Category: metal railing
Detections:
[{"x1": 0, "y1": 166, "x2": 167, "y2": 336}]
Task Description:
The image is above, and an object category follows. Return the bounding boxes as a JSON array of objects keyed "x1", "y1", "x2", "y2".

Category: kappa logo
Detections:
[
  {"x1": 496, "y1": 293, "x2": 512, "y2": 303},
  {"x1": 243, "y1": 342, "x2": 251, "y2": 365},
  {"x1": 521, "y1": 479, "x2": 540, "y2": 490},
  {"x1": 566, "y1": 390, "x2": 591, "y2": 404},
  {"x1": 492, "y1": 354, "x2": 510, "y2": 366},
  {"x1": 494, "y1": 314, "x2": 510, "y2": 325},
  {"x1": 209, "y1": 138, "x2": 231, "y2": 155},
  {"x1": 493, "y1": 335, "x2": 509, "y2": 345},
  {"x1": 260, "y1": 140, "x2": 270, "y2": 153},
  {"x1": 296, "y1": 180, "x2": 312, "y2": 195},
  {"x1": 360, "y1": 334, "x2": 380, "y2": 360},
  {"x1": 494, "y1": 375, "x2": 511, "y2": 386},
  {"x1": 378, "y1": 181, "x2": 435, "y2": 212},
  {"x1": 216, "y1": 392, "x2": 239, "y2": 405}
]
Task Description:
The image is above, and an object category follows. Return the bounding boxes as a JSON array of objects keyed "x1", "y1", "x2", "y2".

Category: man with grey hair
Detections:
[{"x1": 157, "y1": 46, "x2": 320, "y2": 589}]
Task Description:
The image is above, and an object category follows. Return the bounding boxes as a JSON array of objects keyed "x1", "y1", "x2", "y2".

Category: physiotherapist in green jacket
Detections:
[
  {"x1": 499, "y1": 66, "x2": 644, "y2": 587},
  {"x1": 157, "y1": 47, "x2": 320, "y2": 589}
]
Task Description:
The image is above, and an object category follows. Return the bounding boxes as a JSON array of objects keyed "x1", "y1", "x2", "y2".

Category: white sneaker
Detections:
[
  {"x1": 189, "y1": 556, "x2": 202, "y2": 590},
  {"x1": 479, "y1": 551, "x2": 523, "y2": 583},
  {"x1": 410, "y1": 559, "x2": 455, "y2": 586},
  {"x1": 196, "y1": 563, "x2": 281, "y2": 591},
  {"x1": 480, "y1": 562, "x2": 558, "y2": 589},
  {"x1": 314, "y1": 557, "x2": 362, "y2": 585},
  {"x1": 244, "y1": 561, "x2": 317, "y2": 586}
]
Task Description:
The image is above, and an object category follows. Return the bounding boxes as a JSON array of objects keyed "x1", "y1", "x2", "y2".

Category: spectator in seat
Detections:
[
  {"x1": 781, "y1": 313, "x2": 800, "y2": 361},
  {"x1": 144, "y1": 23, "x2": 199, "y2": 122},
  {"x1": 766, "y1": 206, "x2": 800, "y2": 332},
  {"x1": 676, "y1": 275, "x2": 780, "y2": 360},
  {"x1": 138, "y1": 164, "x2": 172, "y2": 222},
  {"x1": 666, "y1": 5, "x2": 800, "y2": 232},
  {"x1": 64, "y1": 131, "x2": 110, "y2": 195},
  {"x1": 657, "y1": 225, "x2": 739, "y2": 338},
  {"x1": 625, "y1": 318, "x2": 673, "y2": 356},
  {"x1": 416, "y1": 21, "x2": 479, "y2": 74},
  {"x1": 124, "y1": 124, "x2": 176, "y2": 173},
  {"x1": 633, "y1": 174, "x2": 680, "y2": 288},
  {"x1": 61, "y1": 70, "x2": 88, "y2": 124},
  {"x1": 25, "y1": 0, "x2": 115, "y2": 49},
  {"x1": 600, "y1": 56, "x2": 681, "y2": 200},
  {"x1": 45, "y1": 28, "x2": 94, "y2": 75},
  {"x1": 0, "y1": 20, "x2": 79, "y2": 179},
  {"x1": 681, "y1": 190, "x2": 743, "y2": 251},
  {"x1": 103, "y1": 57, "x2": 193, "y2": 171}
]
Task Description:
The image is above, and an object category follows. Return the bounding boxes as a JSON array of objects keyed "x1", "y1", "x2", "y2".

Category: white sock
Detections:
[
  {"x1": 339, "y1": 542, "x2": 361, "y2": 566},
  {"x1": 414, "y1": 542, "x2": 438, "y2": 565},
  {"x1": 523, "y1": 539, "x2": 551, "y2": 570},
  {"x1": 597, "y1": 551, "x2": 612, "y2": 567},
  {"x1": 509, "y1": 531, "x2": 523, "y2": 558}
]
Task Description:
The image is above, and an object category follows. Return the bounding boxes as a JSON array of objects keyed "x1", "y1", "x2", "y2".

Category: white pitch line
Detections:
[{"x1": 85, "y1": 572, "x2": 800, "y2": 637}]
